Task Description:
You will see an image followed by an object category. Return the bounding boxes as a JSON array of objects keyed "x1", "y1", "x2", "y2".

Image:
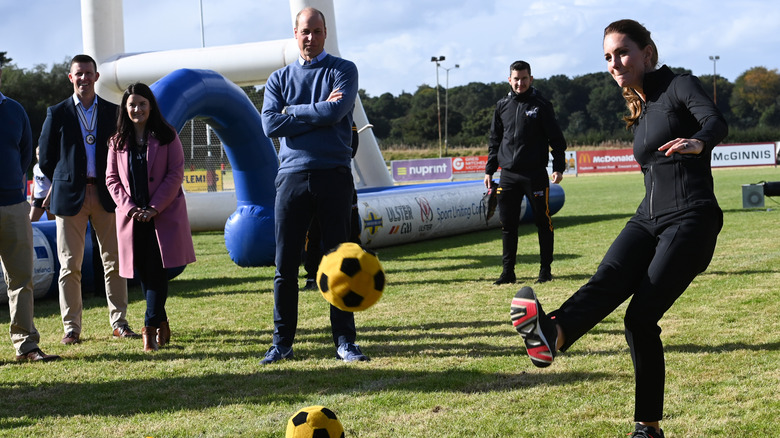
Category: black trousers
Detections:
[
  {"x1": 273, "y1": 168, "x2": 356, "y2": 348},
  {"x1": 134, "y1": 220, "x2": 168, "y2": 328},
  {"x1": 497, "y1": 168, "x2": 554, "y2": 272},
  {"x1": 549, "y1": 205, "x2": 723, "y2": 422},
  {"x1": 303, "y1": 189, "x2": 361, "y2": 280}
]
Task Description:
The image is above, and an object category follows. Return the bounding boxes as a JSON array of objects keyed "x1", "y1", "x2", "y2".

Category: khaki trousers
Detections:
[
  {"x1": 56, "y1": 185, "x2": 127, "y2": 334},
  {"x1": 1, "y1": 201, "x2": 40, "y2": 355}
]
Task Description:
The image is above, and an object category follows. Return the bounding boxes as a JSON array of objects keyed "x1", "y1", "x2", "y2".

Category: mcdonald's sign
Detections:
[{"x1": 576, "y1": 149, "x2": 639, "y2": 174}]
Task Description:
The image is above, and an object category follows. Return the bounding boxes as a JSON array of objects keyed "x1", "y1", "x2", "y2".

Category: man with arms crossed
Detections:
[{"x1": 260, "y1": 7, "x2": 368, "y2": 364}]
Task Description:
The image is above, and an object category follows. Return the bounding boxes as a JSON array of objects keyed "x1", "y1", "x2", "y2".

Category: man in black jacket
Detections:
[{"x1": 485, "y1": 60, "x2": 567, "y2": 285}]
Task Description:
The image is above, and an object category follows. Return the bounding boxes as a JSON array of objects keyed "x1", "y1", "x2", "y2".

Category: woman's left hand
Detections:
[
  {"x1": 659, "y1": 138, "x2": 704, "y2": 156},
  {"x1": 133, "y1": 207, "x2": 158, "y2": 223}
]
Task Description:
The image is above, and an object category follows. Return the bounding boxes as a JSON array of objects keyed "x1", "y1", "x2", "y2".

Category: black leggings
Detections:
[
  {"x1": 134, "y1": 221, "x2": 168, "y2": 328},
  {"x1": 549, "y1": 205, "x2": 723, "y2": 422}
]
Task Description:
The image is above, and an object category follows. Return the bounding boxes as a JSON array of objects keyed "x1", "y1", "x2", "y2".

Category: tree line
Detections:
[
  {"x1": 2, "y1": 52, "x2": 778, "y2": 151},
  {"x1": 360, "y1": 65, "x2": 780, "y2": 149}
]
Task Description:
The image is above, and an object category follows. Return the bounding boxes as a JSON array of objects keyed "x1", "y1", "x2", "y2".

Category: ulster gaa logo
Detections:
[{"x1": 416, "y1": 197, "x2": 433, "y2": 222}]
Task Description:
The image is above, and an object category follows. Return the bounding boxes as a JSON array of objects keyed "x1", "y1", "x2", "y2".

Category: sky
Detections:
[{"x1": 1, "y1": 0, "x2": 779, "y2": 97}]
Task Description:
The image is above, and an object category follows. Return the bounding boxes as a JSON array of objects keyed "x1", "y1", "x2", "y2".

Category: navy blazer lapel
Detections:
[
  {"x1": 63, "y1": 98, "x2": 84, "y2": 149},
  {"x1": 65, "y1": 97, "x2": 78, "y2": 119}
]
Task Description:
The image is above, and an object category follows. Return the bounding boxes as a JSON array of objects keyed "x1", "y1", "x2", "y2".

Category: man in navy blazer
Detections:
[{"x1": 39, "y1": 54, "x2": 139, "y2": 344}]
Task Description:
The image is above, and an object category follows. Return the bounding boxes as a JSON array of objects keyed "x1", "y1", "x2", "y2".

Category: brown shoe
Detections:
[
  {"x1": 157, "y1": 320, "x2": 170, "y2": 347},
  {"x1": 113, "y1": 325, "x2": 141, "y2": 339},
  {"x1": 16, "y1": 348, "x2": 61, "y2": 362},
  {"x1": 61, "y1": 331, "x2": 80, "y2": 345},
  {"x1": 142, "y1": 327, "x2": 159, "y2": 352}
]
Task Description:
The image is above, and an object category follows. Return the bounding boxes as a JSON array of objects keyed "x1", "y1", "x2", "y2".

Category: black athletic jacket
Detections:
[
  {"x1": 486, "y1": 87, "x2": 567, "y2": 175},
  {"x1": 633, "y1": 65, "x2": 728, "y2": 218}
]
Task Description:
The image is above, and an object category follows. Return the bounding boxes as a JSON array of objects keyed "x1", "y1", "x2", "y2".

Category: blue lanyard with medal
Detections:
[{"x1": 76, "y1": 100, "x2": 97, "y2": 146}]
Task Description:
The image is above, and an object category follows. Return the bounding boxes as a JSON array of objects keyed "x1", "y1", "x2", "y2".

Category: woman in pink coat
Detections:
[{"x1": 106, "y1": 82, "x2": 196, "y2": 352}]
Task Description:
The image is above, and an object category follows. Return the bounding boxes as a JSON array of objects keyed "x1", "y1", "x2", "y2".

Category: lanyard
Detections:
[{"x1": 76, "y1": 101, "x2": 98, "y2": 145}]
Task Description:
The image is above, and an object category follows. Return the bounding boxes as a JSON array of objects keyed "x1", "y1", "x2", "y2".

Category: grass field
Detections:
[{"x1": 1, "y1": 167, "x2": 778, "y2": 437}]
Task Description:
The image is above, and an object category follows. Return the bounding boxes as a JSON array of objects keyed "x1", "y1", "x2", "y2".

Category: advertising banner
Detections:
[
  {"x1": 452, "y1": 155, "x2": 488, "y2": 173},
  {"x1": 391, "y1": 158, "x2": 452, "y2": 182},
  {"x1": 183, "y1": 170, "x2": 223, "y2": 192},
  {"x1": 573, "y1": 143, "x2": 775, "y2": 175},
  {"x1": 576, "y1": 149, "x2": 639, "y2": 174},
  {"x1": 711, "y1": 143, "x2": 776, "y2": 167},
  {"x1": 357, "y1": 181, "x2": 501, "y2": 247},
  {"x1": 450, "y1": 153, "x2": 580, "y2": 177},
  {"x1": 357, "y1": 181, "x2": 565, "y2": 248}
]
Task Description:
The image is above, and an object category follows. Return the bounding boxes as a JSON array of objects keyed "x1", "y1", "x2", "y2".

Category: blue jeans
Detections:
[{"x1": 272, "y1": 168, "x2": 356, "y2": 348}]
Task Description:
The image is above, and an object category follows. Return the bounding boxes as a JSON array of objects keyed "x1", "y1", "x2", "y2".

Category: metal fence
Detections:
[
  {"x1": 180, "y1": 119, "x2": 231, "y2": 192},
  {"x1": 178, "y1": 88, "x2": 277, "y2": 192}
]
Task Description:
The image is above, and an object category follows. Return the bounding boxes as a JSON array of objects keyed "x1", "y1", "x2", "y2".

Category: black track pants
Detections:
[
  {"x1": 497, "y1": 169, "x2": 554, "y2": 272},
  {"x1": 549, "y1": 205, "x2": 722, "y2": 422}
]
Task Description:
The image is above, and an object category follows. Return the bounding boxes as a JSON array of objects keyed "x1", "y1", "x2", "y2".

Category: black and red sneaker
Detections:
[{"x1": 510, "y1": 286, "x2": 557, "y2": 367}]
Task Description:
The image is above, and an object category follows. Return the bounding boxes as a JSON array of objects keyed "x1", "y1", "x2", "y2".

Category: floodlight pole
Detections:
[
  {"x1": 431, "y1": 56, "x2": 445, "y2": 157},
  {"x1": 709, "y1": 55, "x2": 720, "y2": 104},
  {"x1": 443, "y1": 64, "x2": 459, "y2": 156}
]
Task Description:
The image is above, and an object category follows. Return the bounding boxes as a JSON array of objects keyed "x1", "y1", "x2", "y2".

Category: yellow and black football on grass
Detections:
[
  {"x1": 317, "y1": 242, "x2": 385, "y2": 312},
  {"x1": 286, "y1": 405, "x2": 344, "y2": 438}
]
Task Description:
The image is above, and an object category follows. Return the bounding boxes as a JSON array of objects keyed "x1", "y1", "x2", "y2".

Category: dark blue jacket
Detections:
[
  {"x1": 38, "y1": 96, "x2": 118, "y2": 215},
  {"x1": 0, "y1": 93, "x2": 32, "y2": 206}
]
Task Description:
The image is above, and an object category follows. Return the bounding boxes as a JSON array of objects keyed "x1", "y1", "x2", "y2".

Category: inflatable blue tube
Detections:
[{"x1": 150, "y1": 69, "x2": 279, "y2": 267}]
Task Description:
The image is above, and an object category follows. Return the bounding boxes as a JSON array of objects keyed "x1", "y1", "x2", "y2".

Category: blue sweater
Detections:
[
  {"x1": 0, "y1": 92, "x2": 32, "y2": 206},
  {"x1": 261, "y1": 54, "x2": 358, "y2": 173}
]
